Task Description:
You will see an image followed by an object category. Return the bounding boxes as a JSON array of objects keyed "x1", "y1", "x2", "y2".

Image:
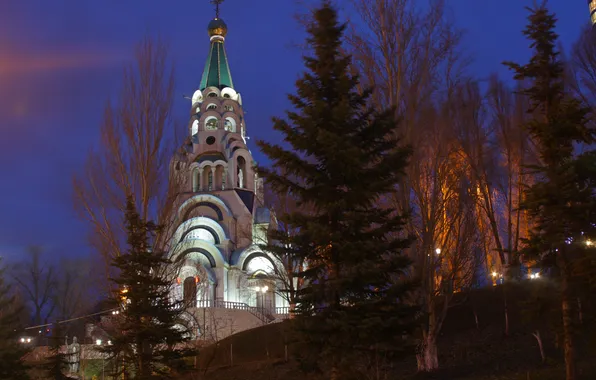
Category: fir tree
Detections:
[
  {"x1": 505, "y1": 5, "x2": 596, "y2": 380},
  {"x1": 42, "y1": 324, "x2": 69, "y2": 380},
  {"x1": 0, "y1": 258, "x2": 30, "y2": 380},
  {"x1": 102, "y1": 196, "x2": 194, "y2": 379},
  {"x1": 257, "y1": 2, "x2": 417, "y2": 377}
]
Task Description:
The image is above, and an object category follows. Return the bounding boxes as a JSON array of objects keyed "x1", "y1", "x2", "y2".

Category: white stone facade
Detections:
[{"x1": 166, "y1": 17, "x2": 289, "y2": 336}]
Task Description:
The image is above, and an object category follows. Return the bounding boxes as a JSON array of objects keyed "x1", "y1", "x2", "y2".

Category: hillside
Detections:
[{"x1": 196, "y1": 283, "x2": 596, "y2": 379}]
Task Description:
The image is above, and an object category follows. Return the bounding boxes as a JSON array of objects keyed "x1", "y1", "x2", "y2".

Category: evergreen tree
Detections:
[
  {"x1": 102, "y1": 196, "x2": 194, "y2": 379},
  {"x1": 257, "y1": 2, "x2": 417, "y2": 377},
  {"x1": 42, "y1": 324, "x2": 69, "y2": 380},
  {"x1": 505, "y1": 5, "x2": 596, "y2": 380},
  {"x1": 0, "y1": 258, "x2": 30, "y2": 380}
]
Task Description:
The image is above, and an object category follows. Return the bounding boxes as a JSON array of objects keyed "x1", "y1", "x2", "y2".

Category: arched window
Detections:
[
  {"x1": 246, "y1": 256, "x2": 275, "y2": 275},
  {"x1": 208, "y1": 92, "x2": 218, "y2": 98},
  {"x1": 208, "y1": 170, "x2": 213, "y2": 191},
  {"x1": 205, "y1": 117, "x2": 218, "y2": 130},
  {"x1": 224, "y1": 105, "x2": 233, "y2": 112},
  {"x1": 237, "y1": 156, "x2": 246, "y2": 188},
  {"x1": 207, "y1": 103, "x2": 217, "y2": 110},
  {"x1": 225, "y1": 117, "x2": 236, "y2": 132},
  {"x1": 183, "y1": 228, "x2": 217, "y2": 244},
  {"x1": 192, "y1": 167, "x2": 200, "y2": 192}
]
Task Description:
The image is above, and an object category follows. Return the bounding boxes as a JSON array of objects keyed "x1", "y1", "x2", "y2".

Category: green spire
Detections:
[{"x1": 200, "y1": 18, "x2": 234, "y2": 90}]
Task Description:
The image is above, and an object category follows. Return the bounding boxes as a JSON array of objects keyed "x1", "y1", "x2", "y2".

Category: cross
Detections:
[{"x1": 211, "y1": 0, "x2": 224, "y2": 19}]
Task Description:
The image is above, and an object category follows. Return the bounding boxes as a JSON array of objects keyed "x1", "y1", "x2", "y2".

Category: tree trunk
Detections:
[
  {"x1": 416, "y1": 335, "x2": 439, "y2": 372},
  {"x1": 532, "y1": 330, "x2": 545, "y2": 363},
  {"x1": 503, "y1": 284, "x2": 510, "y2": 337},
  {"x1": 561, "y1": 264, "x2": 576, "y2": 380}
]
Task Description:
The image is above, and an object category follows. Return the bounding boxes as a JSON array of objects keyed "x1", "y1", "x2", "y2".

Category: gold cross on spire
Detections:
[{"x1": 211, "y1": 0, "x2": 224, "y2": 19}]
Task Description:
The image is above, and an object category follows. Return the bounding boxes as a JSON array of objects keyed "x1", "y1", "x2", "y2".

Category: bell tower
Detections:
[
  {"x1": 166, "y1": 2, "x2": 287, "y2": 330},
  {"x1": 186, "y1": 11, "x2": 258, "y2": 204}
]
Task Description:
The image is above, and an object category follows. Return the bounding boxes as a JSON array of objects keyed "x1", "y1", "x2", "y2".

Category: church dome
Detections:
[{"x1": 208, "y1": 18, "x2": 228, "y2": 38}]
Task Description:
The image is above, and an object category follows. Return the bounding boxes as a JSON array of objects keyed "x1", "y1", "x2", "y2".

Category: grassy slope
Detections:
[{"x1": 198, "y1": 283, "x2": 596, "y2": 379}]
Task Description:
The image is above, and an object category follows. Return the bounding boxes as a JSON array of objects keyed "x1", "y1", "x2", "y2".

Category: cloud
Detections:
[{"x1": 0, "y1": 48, "x2": 128, "y2": 77}]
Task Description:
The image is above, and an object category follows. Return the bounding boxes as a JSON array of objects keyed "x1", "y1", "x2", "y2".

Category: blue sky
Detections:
[{"x1": 0, "y1": 0, "x2": 587, "y2": 261}]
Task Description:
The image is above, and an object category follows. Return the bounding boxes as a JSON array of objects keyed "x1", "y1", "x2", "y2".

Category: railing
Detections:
[
  {"x1": 274, "y1": 307, "x2": 289, "y2": 315},
  {"x1": 194, "y1": 299, "x2": 277, "y2": 324}
]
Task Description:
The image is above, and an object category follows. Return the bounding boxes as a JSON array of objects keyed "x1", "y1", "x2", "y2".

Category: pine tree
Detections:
[
  {"x1": 102, "y1": 196, "x2": 194, "y2": 379},
  {"x1": 0, "y1": 258, "x2": 30, "y2": 380},
  {"x1": 42, "y1": 324, "x2": 69, "y2": 380},
  {"x1": 257, "y1": 2, "x2": 417, "y2": 377},
  {"x1": 505, "y1": 5, "x2": 596, "y2": 380}
]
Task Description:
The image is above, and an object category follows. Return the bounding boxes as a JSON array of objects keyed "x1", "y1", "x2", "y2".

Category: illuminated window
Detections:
[
  {"x1": 224, "y1": 118, "x2": 236, "y2": 132},
  {"x1": 192, "y1": 167, "x2": 200, "y2": 192},
  {"x1": 184, "y1": 228, "x2": 216, "y2": 244},
  {"x1": 246, "y1": 256, "x2": 274, "y2": 275},
  {"x1": 205, "y1": 118, "x2": 218, "y2": 130},
  {"x1": 191, "y1": 120, "x2": 199, "y2": 136}
]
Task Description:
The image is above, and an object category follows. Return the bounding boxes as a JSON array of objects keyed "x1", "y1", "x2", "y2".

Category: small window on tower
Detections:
[
  {"x1": 223, "y1": 93, "x2": 231, "y2": 98},
  {"x1": 224, "y1": 118, "x2": 236, "y2": 132},
  {"x1": 207, "y1": 104, "x2": 217, "y2": 110},
  {"x1": 205, "y1": 118, "x2": 218, "y2": 130},
  {"x1": 224, "y1": 105, "x2": 233, "y2": 112},
  {"x1": 208, "y1": 92, "x2": 218, "y2": 98}
]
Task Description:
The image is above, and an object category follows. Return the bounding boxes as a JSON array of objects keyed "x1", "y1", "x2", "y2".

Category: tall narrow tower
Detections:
[{"x1": 168, "y1": 6, "x2": 286, "y2": 332}]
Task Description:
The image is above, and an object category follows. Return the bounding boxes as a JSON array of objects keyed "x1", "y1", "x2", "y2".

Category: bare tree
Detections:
[
  {"x1": 262, "y1": 185, "x2": 307, "y2": 316},
  {"x1": 72, "y1": 36, "x2": 180, "y2": 290},
  {"x1": 457, "y1": 77, "x2": 533, "y2": 279},
  {"x1": 346, "y1": 1, "x2": 472, "y2": 372},
  {"x1": 53, "y1": 257, "x2": 97, "y2": 321},
  {"x1": 408, "y1": 89, "x2": 480, "y2": 371},
  {"x1": 13, "y1": 246, "x2": 56, "y2": 326}
]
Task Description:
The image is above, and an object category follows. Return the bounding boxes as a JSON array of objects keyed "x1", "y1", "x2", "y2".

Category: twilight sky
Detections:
[{"x1": 0, "y1": 0, "x2": 587, "y2": 262}]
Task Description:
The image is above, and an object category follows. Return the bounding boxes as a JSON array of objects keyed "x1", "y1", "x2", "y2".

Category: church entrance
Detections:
[{"x1": 183, "y1": 277, "x2": 197, "y2": 307}]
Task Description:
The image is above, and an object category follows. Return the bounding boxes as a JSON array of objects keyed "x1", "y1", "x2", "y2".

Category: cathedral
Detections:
[{"x1": 166, "y1": 11, "x2": 289, "y2": 334}]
